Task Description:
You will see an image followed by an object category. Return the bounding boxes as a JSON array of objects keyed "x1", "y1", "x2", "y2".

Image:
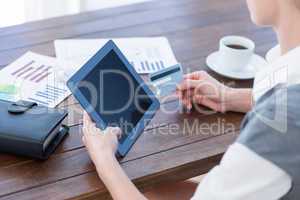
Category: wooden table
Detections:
[{"x1": 0, "y1": 0, "x2": 276, "y2": 199}]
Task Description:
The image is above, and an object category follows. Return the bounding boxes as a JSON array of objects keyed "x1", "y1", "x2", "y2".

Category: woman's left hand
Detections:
[
  {"x1": 82, "y1": 112, "x2": 147, "y2": 200},
  {"x1": 82, "y1": 112, "x2": 122, "y2": 164}
]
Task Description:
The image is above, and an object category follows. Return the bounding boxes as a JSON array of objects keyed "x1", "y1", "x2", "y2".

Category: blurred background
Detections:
[{"x1": 0, "y1": 0, "x2": 150, "y2": 28}]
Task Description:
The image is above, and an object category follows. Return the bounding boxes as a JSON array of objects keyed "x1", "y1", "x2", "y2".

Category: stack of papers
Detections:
[
  {"x1": 0, "y1": 37, "x2": 178, "y2": 107},
  {"x1": 0, "y1": 52, "x2": 71, "y2": 108},
  {"x1": 54, "y1": 37, "x2": 178, "y2": 75}
]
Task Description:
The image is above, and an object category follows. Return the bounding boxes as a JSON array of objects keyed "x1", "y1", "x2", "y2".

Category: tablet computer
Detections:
[{"x1": 67, "y1": 40, "x2": 160, "y2": 157}]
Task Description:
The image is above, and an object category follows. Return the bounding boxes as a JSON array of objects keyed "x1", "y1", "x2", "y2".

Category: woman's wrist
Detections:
[
  {"x1": 93, "y1": 151, "x2": 117, "y2": 173},
  {"x1": 225, "y1": 88, "x2": 253, "y2": 113},
  {"x1": 93, "y1": 151, "x2": 147, "y2": 200}
]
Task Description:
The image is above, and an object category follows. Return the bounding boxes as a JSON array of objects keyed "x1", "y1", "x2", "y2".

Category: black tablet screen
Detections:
[{"x1": 78, "y1": 50, "x2": 152, "y2": 140}]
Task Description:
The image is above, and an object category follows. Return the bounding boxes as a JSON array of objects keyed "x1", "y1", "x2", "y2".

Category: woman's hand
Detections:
[
  {"x1": 176, "y1": 71, "x2": 230, "y2": 112},
  {"x1": 82, "y1": 112, "x2": 121, "y2": 164},
  {"x1": 176, "y1": 71, "x2": 253, "y2": 113},
  {"x1": 82, "y1": 112, "x2": 147, "y2": 200}
]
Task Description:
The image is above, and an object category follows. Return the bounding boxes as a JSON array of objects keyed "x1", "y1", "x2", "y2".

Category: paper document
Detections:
[
  {"x1": 54, "y1": 37, "x2": 178, "y2": 74},
  {"x1": 0, "y1": 52, "x2": 71, "y2": 108}
]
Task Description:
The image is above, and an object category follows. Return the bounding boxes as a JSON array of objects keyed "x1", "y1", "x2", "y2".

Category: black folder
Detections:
[{"x1": 0, "y1": 100, "x2": 69, "y2": 159}]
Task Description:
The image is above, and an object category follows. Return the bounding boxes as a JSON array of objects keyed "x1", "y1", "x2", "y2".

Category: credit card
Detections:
[{"x1": 149, "y1": 64, "x2": 183, "y2": 97}]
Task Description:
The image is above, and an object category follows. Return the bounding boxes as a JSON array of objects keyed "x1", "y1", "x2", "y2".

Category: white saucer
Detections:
[{"x1": 206, "y1": 51, "x2": 267, "y2": 80}]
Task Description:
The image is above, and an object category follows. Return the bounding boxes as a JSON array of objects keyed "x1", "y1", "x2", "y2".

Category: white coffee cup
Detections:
[{"x1": 219, "y1": 36, "x2": 255, "y2": 72}]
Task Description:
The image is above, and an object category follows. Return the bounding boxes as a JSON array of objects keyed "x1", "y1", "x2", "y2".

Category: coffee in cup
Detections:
[
  {"x1": 219, "y1": 36, "x2": 255, "y2": 72},
  {"x1": 226, "y1": 44, "x2": 248, "y2": 50}
]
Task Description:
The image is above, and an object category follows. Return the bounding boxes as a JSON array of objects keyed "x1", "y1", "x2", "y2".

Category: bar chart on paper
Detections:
[
  {"x1": 10, "y1": 60, "x2": 53, "y2": 83},
  {"x1": 125, "y1": 42, "x2": 171, "y2": 73},
  {"x1": 0, "y1": 52, "x2": 71, "y2": 108},
  {"x1": 130, "y1": 60, "x2": 166, "y2": 73},
  {"x1": 54, "y1": 37, "x2": 178, "y2": 75},
  {"x1": 28, "y1": 84, "x2": 69, "y2": 107}
]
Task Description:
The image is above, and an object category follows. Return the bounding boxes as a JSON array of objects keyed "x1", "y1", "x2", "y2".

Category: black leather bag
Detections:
[{"x1": 0, "y1": 100, "x2": 68, "y2": 159}]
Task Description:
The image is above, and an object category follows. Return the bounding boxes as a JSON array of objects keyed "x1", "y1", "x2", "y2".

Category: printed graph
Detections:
[
  {"x1": 28, "y1": 84, "x2": 68, "y2": 106},
  {"x1": 130, "y1": 60, "x2": 166, "y2": 74},
  {"x1": 0, "y1": 52, "x2": 71, "y2": 108},
  {"x1": 11, "y1": 60, "x2": 53, "y2": 83}
]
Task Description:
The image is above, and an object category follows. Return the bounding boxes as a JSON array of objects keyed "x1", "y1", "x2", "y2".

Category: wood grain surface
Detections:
[{"x1": 0, "y1": 0, "x2": 276, "y2": 199}]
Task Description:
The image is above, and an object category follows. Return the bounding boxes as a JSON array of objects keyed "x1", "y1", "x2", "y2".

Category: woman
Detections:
[{"x1": 82, "y1": 0, "x2": 300, "y2": 199}]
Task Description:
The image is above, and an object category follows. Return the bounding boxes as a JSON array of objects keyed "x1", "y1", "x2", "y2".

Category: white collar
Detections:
[
  {"x1": 265, "y1": 45, "x2": 280, "y2": 63},
  {"x1": 253, "y1": 45, "x2": 300, "y2": 100}
]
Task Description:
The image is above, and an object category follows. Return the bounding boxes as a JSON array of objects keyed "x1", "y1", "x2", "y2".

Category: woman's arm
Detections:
[
  {"x1": 177, "y1": 71, "x2": 253, "y2": 113},
  {"x1": 225, "y1": 88, "x2": 253, "y2": 113},
  {"x1": 82, "y1": 113, "x2": 147, "y2": 200},
  {"x1": 94, "y1": 153, "x2": 147, "y2": 200}
]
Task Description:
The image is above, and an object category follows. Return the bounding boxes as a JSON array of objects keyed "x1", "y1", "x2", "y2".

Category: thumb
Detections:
[
  {"x1": 177, "y1": 79, "x2": 199, "y2": 91},
  {"x1": 184, "y1": 71, "x2": 207, "y2": 80},
  {"x1": 106, "y1": 127, "x2": 123, "y2": 139}
]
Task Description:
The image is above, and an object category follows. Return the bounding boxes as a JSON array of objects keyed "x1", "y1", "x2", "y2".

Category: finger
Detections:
[
  {"x1": 177, "y1": 79, "x2": 199, "y2": 91},
  {"x1": 83, "y1": 112, "x2": 90, "y2": 127},
  {"x1": 82, "y1": 125, "x2": 88, "y2": 136},
  {"x1": 184, "y1": 100, "x2": 192, "y2": 110},
  {"x1": 106, "y1": 127, "x2": 122, "y2": 139},
  {"x1": 176, "y1": 89, "x2": 186, "y2": 101},
  {"x1": 177, "y1": 88, "x2": 193, "y2": 102},
  {"x1": 84, "y1": 111, "x2": 92, "y2": 120},
  {"x1": 181, "y1": 89, "x2": 194, "y2": 104},
  {"x1": 181, "y1": 98, "x2": 188, "y2": 107},
  {"x1": 83, "y1": 113, "x2": 87, "y2": 125},
  {"x1": 182, "y1": 88, "x2": 195, "y2": 99},
  {"x1": 113, "y1": 127, "x2": 122, "y2": 139},
  {"x1": 176, "y1": 89, "x2": 184, "y2": 99},
  {"x1": 182, "y1": 96, "x2": 192, "y2": 107},
  {"x1": 83, "y1": 120, "x2": 97, "y2": 136},
  {"x1": 82, "y1": 136, "x2": 86, "y2": 146},
  {"x1": 185, "y1": 92, "x2": 193, "y2": 110},
  {"x1": 182, "y1": 97, "x2": 192, "y2": 109},
  {"x1": 180, "y1": 90, "x2": 190, "y2": 102},
  {"x1": 193, "y1": 94, "x2": 203, "y2": 103},
  {"x1": 83, "y1": 112, "x2": 94, "y2": 126},
  {"x1": 184, "y1": 71, "x2": 207, "y2": 80}
]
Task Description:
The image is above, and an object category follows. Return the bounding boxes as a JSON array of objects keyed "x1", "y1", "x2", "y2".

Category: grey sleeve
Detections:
[{"x1": 237, "y1": 84, "x2": 300, "y2": 199}]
